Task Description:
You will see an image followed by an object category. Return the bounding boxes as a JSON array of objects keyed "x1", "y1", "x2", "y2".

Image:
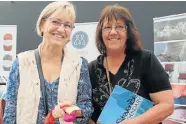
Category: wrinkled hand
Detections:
[{"x1": 52, "y1": 101, "x2": 72, "y2": 118}]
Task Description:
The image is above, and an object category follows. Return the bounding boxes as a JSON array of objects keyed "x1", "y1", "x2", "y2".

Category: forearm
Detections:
[
  {"x1": 132, "y1": 103, "x2": 173, "y2": 124},
  {"x1": 3, "y1": 101, "x2": 16, "y2": 124},
  {"x1": 75, "y1": 101, "x2": 93, "y2": 124},
  {"x1": 3, "y1": 58, "x2": 19, "y2": 124},
  {"x1": 77, "y1": 58, "x2": 93, "y2": 118},
  {"x1": 3, "y1": 81, "x2": 18, "y2": 124},
  {"x1": 75, "y1": 84, "x2": 93, "y2": 123},
  {"x1": 77, "y1": 101, "x2": 93, "y2": 118}
]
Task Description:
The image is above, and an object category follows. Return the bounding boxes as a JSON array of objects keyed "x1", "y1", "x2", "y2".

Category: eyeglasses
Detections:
[
  {"x1": 48, "y1": 18, "x2": 74, "y2": 31},
  {"x1": 102, "y1": 25, "x2": 128, "y2": 33}
]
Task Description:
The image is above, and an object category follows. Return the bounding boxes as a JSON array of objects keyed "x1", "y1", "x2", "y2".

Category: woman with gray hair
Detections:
[{"x1": 3, "y1": 1, "x2": 93, "y2": 124}]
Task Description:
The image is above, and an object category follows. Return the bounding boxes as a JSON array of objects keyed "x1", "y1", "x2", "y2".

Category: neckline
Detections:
[
  {"x1": 102, "y1": 54, "x2": 129, "y2": 76},
  {"x1": 44, "y1": 77, "x2": 60, "y2": 85}
]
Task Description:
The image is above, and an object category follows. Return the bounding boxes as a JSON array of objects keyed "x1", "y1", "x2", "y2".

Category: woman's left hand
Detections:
[
  {"x1": 88, "y1": 119, "x2": 96, "y2": 124},
  {"x1": 119, "y1": 119, "x2": 136, "y2": 124},
  {"x1": 52, "y1": 100, "x2": 73, "y2": 118}
]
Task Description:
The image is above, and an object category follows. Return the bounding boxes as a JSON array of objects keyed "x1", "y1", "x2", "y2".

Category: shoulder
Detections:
[
  {"x1": 88, "y1": 60, "x2": 97, "y2": 70},
  {"x1": 17, "y1": 50, "x2": 37, "y2": 70},
  {"x1": 141, "y1": 49, "x2": 159, "y2": 63},
  {"x1": 11, "y1": 57, "x2": 19, "y2": 69},
  {"x1": 127, "y1": 49, "x2": 152, "y2": 62},
  {"x1": 137, "y1": 49, "x2": 161, "y2": 69},
  {"x1": 17, "y1": 49, "x2": 35, "y2": 60},
  {"x1": 80, "y1": 57, "x2": 89, "y2": 70},
  {"x1": 88, "y1": 55, "x2": 103, "y2": 71},
  {"x1": 64, "y1": 47, "x2": 81, "y2": 63},
  {"x1": 81, "y1": 57, "x2": 88, "y2": 65},
  {"x1": 134, "y1": 49, "x2": 156, "y2": 63},
  {"x1": 141, "y1": 49, "x2": 153, "y2": 57}
]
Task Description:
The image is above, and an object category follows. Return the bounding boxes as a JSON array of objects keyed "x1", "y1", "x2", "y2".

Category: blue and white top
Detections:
[{"x1": 3, "y1": 57, "x2": 93, "y2": 124}]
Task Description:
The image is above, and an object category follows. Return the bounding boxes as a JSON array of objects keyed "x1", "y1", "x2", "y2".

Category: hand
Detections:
[
  {"x1": 172, "y1": 84, "x2": 186, "y2": 98},
  {"x1": 52, "y1": 100, "x2": 72, "y2": 118},
  {"x1": 88, "y1": 119, "x2": 101, "y2": 124},
  {"x1": 119, "y1": 120, "x2": 135, "y2": 124},
  {"x1": 96, "y1": 120, "x2": 101, "y2": 124},
  {"x1": 88, "y1": 118, "x2": 96, "y2": 124}
]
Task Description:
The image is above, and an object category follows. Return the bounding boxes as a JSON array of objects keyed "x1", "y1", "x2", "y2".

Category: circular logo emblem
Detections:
[{"x1": 72, "y1": 31, "x2": 89, "y2": 49}]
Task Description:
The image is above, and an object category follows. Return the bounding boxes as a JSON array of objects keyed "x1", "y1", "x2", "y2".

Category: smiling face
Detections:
[
  {"x1": 102, "y1": 18, "x2": 128, "y2": 53},
  {"x1": 41, "y1": 10, "x2": 74, "y2": 47}
]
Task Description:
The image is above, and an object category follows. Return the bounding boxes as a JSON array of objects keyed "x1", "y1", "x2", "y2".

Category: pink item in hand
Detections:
[{"x1": 63, "y1": 111, "x2": 77, "y2": 122}]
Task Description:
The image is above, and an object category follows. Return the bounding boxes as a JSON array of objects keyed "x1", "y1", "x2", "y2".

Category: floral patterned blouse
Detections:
[{"x1": 3, "y1": 57, "x2": 93, "y2": 124}]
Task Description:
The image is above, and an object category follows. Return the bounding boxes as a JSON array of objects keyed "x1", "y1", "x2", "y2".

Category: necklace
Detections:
[
  {"x1": 105, "y1": 57, "x2": 113, "y2": 94},
  {"x1": 105, "y1": 55, "x2": 126, "y2": 94}
]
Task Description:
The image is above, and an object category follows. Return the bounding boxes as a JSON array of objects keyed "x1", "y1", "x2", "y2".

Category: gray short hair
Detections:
[{"x1": 36, "y1": 1, "x2": 76, "y2": 37}]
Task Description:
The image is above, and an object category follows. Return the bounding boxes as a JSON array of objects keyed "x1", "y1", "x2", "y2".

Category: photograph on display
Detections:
[
  {"x1": 163, "y1": 105, "x2": 186, "y2": 124},
  {"x1": 0, "y1": 85, "x2": 6, "y2": 98},
  {"x1": 154, "y1": 13, "x2": 186, "y2": 42},
  {"x1": 0, "y1": 25, "x2": 17, "y2": 98},
  {"x1": 154, "y1": 41, "x2": 186, "y2": 62},
  {"x1": 161, "y1": 62, "x2": 186, "y2": 84}
]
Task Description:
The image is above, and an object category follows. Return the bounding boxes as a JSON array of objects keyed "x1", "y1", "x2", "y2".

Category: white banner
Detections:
[
  {"x1": 0, "y1": 25, "x2": 17, "y2": 86},
  {"x1": 67, "y1": 22, "x2": 100, "y2": 63}
]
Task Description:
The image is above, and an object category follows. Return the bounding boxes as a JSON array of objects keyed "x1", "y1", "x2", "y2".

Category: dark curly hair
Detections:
[{"x1": 96, "y1": 4, "x2": 143, "y2": 56}]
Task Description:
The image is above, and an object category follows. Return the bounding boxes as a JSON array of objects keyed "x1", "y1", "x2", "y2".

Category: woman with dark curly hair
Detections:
[{"x1": 88, "y1": 4, "x2": 174, "y2": 124}]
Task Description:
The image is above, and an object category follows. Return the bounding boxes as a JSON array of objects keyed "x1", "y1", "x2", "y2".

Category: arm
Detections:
[
  {"x1": 88, "y1": 60, "x2": 101, "y2": 123},
  {"x1": 121, "y1": 51, "x2": 174, "y2": 124},
  {"x1": 75, "y1": 58, "x2": 94, "y2": 123},
  {"x1": 121, "y1": 90, "x2": 174, "y2": 124},
  {"x1": 3, "y1": 58, "x2": 20, "y2": 124}
]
